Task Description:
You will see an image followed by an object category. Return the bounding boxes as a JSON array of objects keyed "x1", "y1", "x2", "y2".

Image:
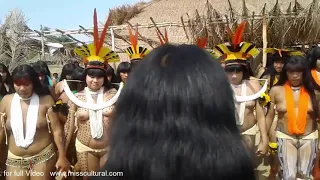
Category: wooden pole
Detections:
[
  {"x1": 110, "y1": 28, "x2": 117, "y2": 71},
  {"x1": 262, "y1": 15, "x2": 267, "y2": 68},
  {"x1": 40, "y1": 25, "x2": 45, "y2": 60},
  {"x1": 256, "y1": 14, "x2": 267, "y2": 78}
]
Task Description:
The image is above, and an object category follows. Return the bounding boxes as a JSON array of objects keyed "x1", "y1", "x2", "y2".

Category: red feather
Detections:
[
  {"x1": 164, "y1": 29, "x2": 168, "y2": 43},
  {"x1": 128, "y1": 24, "x2": 138, "y2": 53},
  {"x1": 197, "y1": 37, "x2": 208, "y2": 49},
  {"x1": 96, "y1": 13, "x2": 111, "y2": 55},
  {"x1": 232, "y1": 21, "x2": 247, "y2": 49},
  {"x1": 156, "y1": 30, "x2": 164, "y2": 45},
  {"x1": 156, "y1": 28, "x2": 168, "y2": 44},
  {"x1": 225, "y1": 24, "x2": 233, "y2": 40},
  {"x1": 93, "y1": 9, "x2": 99, "y2": 55}
]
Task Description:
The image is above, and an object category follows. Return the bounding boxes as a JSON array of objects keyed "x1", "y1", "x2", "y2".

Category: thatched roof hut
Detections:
[{"x1": 109, "y1": 0, "x2": 319, "y2": 62}]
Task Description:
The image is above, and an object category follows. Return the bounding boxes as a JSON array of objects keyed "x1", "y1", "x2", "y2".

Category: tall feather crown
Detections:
[
  {"x1": 74, "y1": 9, "x2": 119, "y2": 69},
  {"x1": 212, "y1": 21, "x2": 259, "y2": 64},
  {"x1": 125, "y1": 25, "x2": 150, "y2": 61}
]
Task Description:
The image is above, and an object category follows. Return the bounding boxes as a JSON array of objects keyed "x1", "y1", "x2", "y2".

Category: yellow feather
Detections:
[
  {"x1": 80, "y1": 46, "x2": 90, "y2": 56},
  {"x1": 74, "y1": 48, "x2": 86, "y2": 58},
  {"x1": 87, "y1": 44, "x2": 96, "y2": 56},
  {"x1": 215, "y1": 44, "x2": 231, "y2": 55},
  {"x1": 240, "y1": 42, "x2": 260, "y2": 57},
  {"x1": 98, "y1": 46, "x2": 112, "y2": 58}
]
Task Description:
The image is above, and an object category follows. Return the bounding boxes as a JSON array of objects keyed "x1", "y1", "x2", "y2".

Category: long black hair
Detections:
[
  {"x1": 307, "y1": 47, "x2": 320, "y2": 69},
  {"x1": 115, "y1": 62, "x2": 131, "y2": 83},
  {"x1": 69, "y1": 66, "x2": 85, "y2": 92},
  {"x1": 276, "y1": 55, "x2": 318, "y2": 118},
  {"x1": 0, "y1": 76, "x2": 8, "y2": 98},
  {"x1": 12, "y1": 65, "x2": 51, "y2": 96},
  {"x1": 0, "y1": 63, "x2": 14, "y2": 93},
  {"x1": 98, "y1": 44, "x2": 255, "y2": 180},
  {"x1": 306, "y1": 47, "x2": 320, "y2": 91},
  {"x1": 32, "y1": 63, "x2": 50, "y2": 88},
  {"x1": 36, "y1": 61, "x2": 52, "y2": 77},
  {"x1": 60, "y1": 63, "x2": 76, "y2": 81}
]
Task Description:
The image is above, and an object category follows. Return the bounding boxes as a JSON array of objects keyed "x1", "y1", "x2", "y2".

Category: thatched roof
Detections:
[
  {"x1": 109, "y1": 0, "x2": 319, "y2": 60},
  {"x1": 130, "y1": 0, "x2": 312, "y2": 23}
]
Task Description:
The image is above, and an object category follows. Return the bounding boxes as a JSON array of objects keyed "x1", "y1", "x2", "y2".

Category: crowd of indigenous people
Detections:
[{"x1": 1, "y1": 8, "x2": 320, "y2": 180}]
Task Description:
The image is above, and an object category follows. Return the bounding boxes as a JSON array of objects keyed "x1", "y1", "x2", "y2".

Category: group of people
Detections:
[
  {"x1": 218, "y1": 22, "x2": 320, "y2": 180},
  {"x1": 0, "y1": 9, "x2": 319, "y2": 180}
]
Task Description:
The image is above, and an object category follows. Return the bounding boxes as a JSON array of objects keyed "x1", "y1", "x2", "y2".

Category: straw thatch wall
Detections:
[{"x1": 107, "y1": 0, "x2": 319, "y2": 61}]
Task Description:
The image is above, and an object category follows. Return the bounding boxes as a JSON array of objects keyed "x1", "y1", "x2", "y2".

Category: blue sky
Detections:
[{"x1": 0, "y1": 0, "x2": 146, "y2": 30}]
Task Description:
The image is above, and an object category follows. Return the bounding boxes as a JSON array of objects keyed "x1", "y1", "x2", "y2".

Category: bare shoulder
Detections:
[
  {"x1": 55, "y1": 81, "x2": 64, "y2": 92},
  {"x1": 40, "y1": 95, "x2": 55, "y2": 107},
  {"x1": 247, "y1": 79, "x2": 262, "y2": 92},
  {"x1": 2, "y1": 94, "x2": 14, "y2": 103},
  {"x1": 270, "y1": 85, "x2": 283, "y2": 95}
]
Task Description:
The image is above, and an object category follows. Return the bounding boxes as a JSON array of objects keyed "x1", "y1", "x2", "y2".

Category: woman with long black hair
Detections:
[
  {"x1": 96, "y1": 44, "x2": 256, "y2": 180},
  {"x1": 0, "y1": 64, "x2": 69, "y2": 179},
  {"x1": 116, "y1": 62, "x2": 131, "y2": 84},
  {"x1": 261, "y1": 48, "x2": 300, "y2": 179},
  {"x1": 266, "y1": 55, "x2": 318, "y2": 179}
]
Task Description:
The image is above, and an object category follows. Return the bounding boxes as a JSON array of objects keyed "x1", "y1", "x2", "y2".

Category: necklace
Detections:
[{"x1": 291, "y1": 86, "x2": 301, "y2": 92}]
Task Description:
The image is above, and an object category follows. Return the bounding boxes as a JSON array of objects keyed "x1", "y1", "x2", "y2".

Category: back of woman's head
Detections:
[
  {"x1": 102, "y1": 44, "x2": 255, "y2": 180},
  {"x1": 36, "y1": 61, "x2": 51, "y2": 77},
  {"x1": 32, "y1": 63, "x2": 50, "y2": 87},
  {"x1": 307, "y1": 47, "x2": 320, "y2": 69},
  {"x1": 60, "y1": 63, "x2": 76, "y2": 80},
  {"x1": 69, "y1": 66, "x2": 85, "y2": 91}
]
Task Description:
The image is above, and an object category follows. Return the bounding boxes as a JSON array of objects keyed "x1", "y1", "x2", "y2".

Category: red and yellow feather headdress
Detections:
[
  {"x1": 212, "y1": 21, "x2": 259, "y2": 65},
  {"x1": 74, "y1": 9, "x2": 119, "y2": 69},
  {"x1": 125, "y1": 25, "x2": 149, "y2": 61}
]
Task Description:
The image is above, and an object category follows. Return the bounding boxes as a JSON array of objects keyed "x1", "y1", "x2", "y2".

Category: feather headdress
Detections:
[
  {"x1": 73, "y1": 9, "x2": 119, "y2": 69},
  {"x1": 125, "y1": 25, "x2": 149, "y2": 61},
  {"x1": 212, "y1": 21, "x2": 259, "y2": 65},
  {"x1": 265, "y1": 48, "x2": 304, "y2": 58}
]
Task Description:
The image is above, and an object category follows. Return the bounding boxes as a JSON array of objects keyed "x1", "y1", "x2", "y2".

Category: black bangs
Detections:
[
  {"x1": 86, "y1": 68, "x2": 106, "y2": 78},
  {"x1": 225, "y1": 63, "x2": 244, "y2": 70},
  {"x1": 12, "y1": 70, "x2": 30, "y2": 81},
  {"x1": 284, "y1": 60, "x2": 305, "y2": 72},
  {"x1": 117, "y1": 62, "x2": 132, "y2": 73}
]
